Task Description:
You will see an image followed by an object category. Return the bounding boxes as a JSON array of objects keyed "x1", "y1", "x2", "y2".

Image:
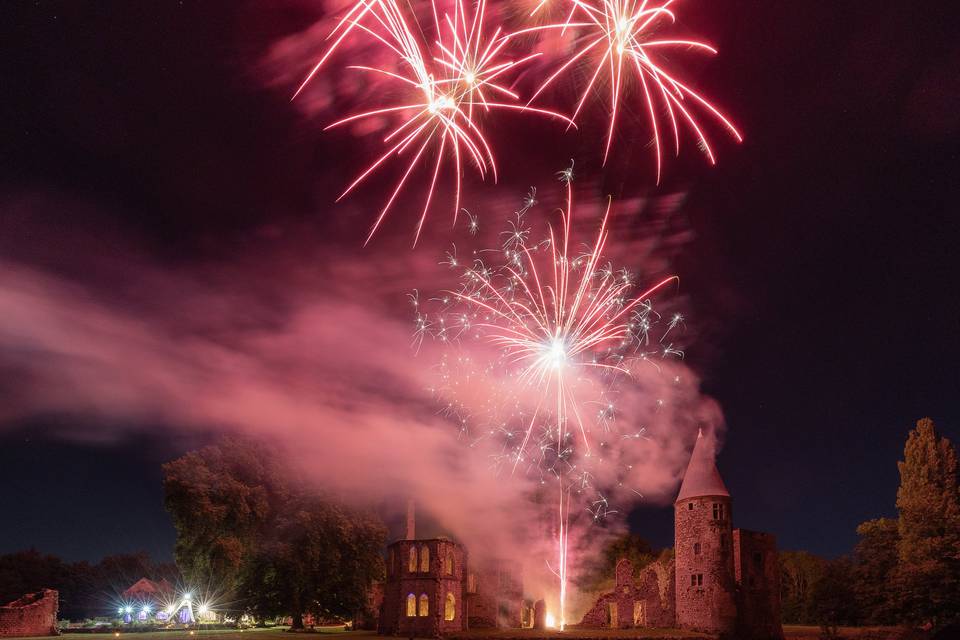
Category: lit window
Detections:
[
  {"x1": 420, "y1": 545, "x2": 430, "y2": 572},
  {"x1": 444, "y1": 593, "x2": 456, "y2": 621},
  {"x1": 693, "y1": 543, "x2": 701, "y2": 556},
  {"x1": 445, "y1": 552, "x2": 453, "y2": 575},
  {"x1": 409, "y1": 547, "x2": 418, "y2": 573},
  {"x1": 418, "y1": 594, "x2": 429, "y2": 617},
  {"x1": 712, "y1": 503, "x2": 725, "y2": 520},
  {"x1": 406, "y1": 594, "x2": 416, "y2": 617}
]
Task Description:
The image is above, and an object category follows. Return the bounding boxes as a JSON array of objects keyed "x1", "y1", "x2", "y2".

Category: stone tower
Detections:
[{"x1": 674, "y1": 430, "x2": 737, "y2": 637}]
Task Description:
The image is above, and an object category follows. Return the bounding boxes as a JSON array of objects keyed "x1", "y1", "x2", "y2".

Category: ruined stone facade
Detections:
[
  {"x1": 463, "y1": 559, "x2": 525, "y2": 628},
  {"x1": 380, "y1": 538, "x2": 466, "y2": 636},
  {"x1": 733, "y1": 530, "x2": 782, "y2": 639},
  {"x1": 379, "y1": 536, "x2": 531, "y2": 636},
  {"x1": 579, "y1": 430, "x2": 783, "y2": 640},
  {"x1": 0, "y1": 590, "x2": 58, "y2": 638},
  {"x1": 578, "y1": 558, "x2": 676, "y2": 629},
  {"x1": 379, "y1": 431, "x2": 782, "y2": 638}
]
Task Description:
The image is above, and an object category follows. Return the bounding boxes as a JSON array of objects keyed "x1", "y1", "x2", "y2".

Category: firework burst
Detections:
[
  {"x1": 514, "y1": 0, "x2": 742, "y2": 180},
  {"x1": 296, "y1": 0, "x2": 573, "y2": 245},
  {"x1": 420, "y1": 175, "x2": 688, "y2": 628}
]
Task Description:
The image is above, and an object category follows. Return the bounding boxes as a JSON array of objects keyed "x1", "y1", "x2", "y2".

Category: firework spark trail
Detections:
[
  {"x1": 295, "y1": 0, "x2": 574, "y2": 245},
  {"x1": 421, "y1": 176, "x2": 687, "y2": 628},
  {"x1": 511, "y1": 0, "x2": 742, "y2": 181}
]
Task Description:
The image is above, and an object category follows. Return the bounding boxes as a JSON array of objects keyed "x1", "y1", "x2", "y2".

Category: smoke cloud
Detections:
[{"x1": 0, "y1": 182, "x2": 722, "y2": 618}]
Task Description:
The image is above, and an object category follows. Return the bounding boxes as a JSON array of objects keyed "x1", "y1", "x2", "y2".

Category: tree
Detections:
[
  {"x1": 779, "y1": 550, "x2": 826, "y2": 624},
  {"x1": 259, "y1": 496, "x2": 386, "y2": 628},
  {"x1": 163, "y1": 437, "x2": 386, "y2": 624},
  {"x1": 809, "y1": 557, "x2": 858, "y2": 638},
  {"x1": 853, "y1": 518, "x2": 900, "y2": 624},
  {"x1": 895, "y1": 418, "x2": 960, "y2": 627},
  {"x1": 162, "y1": 437, "x2": 289, "y2": 594}
]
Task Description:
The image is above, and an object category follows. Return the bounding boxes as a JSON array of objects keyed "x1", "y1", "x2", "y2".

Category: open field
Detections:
[
  {"x1": 58, "y1": 630, "x2": 708, "y2": 640},
  {"x1": 51, "y1": 626, "x2": 921, "y2": 640},
  {"x1": 783, "y1": 625, "x2": 917, "y2": 639}
]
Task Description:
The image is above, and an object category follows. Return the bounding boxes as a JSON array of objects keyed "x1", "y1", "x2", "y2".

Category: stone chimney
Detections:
[{"x1": 405, "y1": 499, "x2": 416, "y2": 540}]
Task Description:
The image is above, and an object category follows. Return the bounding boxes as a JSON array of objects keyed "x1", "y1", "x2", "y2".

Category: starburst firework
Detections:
[
  {"x1": 296, "y1": 0, "x2": 573, "y2": 244},
  {"x1": 421, "y1": 176, "x2": 688, "y2": 628},
  {"x1": 515, "y1": 0, "x2": 742, "y2": 180}
]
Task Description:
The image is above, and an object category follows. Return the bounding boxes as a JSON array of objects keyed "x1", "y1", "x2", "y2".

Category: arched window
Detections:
[
  {"x1": 693, "y1": 542, "x2": 701, "y2": 556},
  {"x1": 406, "y1": 594, "x2": 416, "y2": 617},
  {"x1": 408, "y1": 546, "x2": 418, "y2": 572},
  {"x1": 467, "y1": 573, "x2": 477, "y2": 593},
  {"x1": 444, "y1": 592, "x2": 456, "y2": 621},
  {"x1": 418, "y1": 594, "x2": 429, "y2": 617},
  {"x1": 444, "y1": 551, "x2": 453, "y2": 574},
  {"x1": 420, "y1": 545, "x2": 430, "y2": 572}
]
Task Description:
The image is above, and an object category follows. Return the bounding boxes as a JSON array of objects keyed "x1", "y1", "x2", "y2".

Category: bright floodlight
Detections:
[
  {"x1": 198, "y1": 605, "x2": 209, "y2": 615},
  {"x1": 124, "y1": 606, "x2": 132, "y2": 614},
  {"x1": 183, "y1": 592, "x2": 192, "y2": 600}
]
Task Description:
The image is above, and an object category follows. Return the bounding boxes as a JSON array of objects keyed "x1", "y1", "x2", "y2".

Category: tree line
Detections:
[{"x1": 780, "y1": 418, "x2": 960, "y2": 631}]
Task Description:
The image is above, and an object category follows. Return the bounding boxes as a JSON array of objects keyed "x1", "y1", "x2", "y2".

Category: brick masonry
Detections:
[{"x1": 0, "y1": 590, "x2": 58, "y2": 638}]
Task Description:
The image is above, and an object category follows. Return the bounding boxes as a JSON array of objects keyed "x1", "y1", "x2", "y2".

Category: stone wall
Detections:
[
  {"x1": 675, "y1": 496, "x2": 737, "y2": 637},
  {"x1": 379, "y1": 539, "x2": 465, "y2": 636},
  {"x1": 464, "y1": 559, "x2": 523, "y2": 629},
  {"x1": 733, "y1": 530, "x2": 784, "y2": 640},
  {"x1": 576, "y1": 558, "x2": 675, "y2": 629},
  {"x1": 0, "y1": 590, "x2": 58, "y2": 638}
]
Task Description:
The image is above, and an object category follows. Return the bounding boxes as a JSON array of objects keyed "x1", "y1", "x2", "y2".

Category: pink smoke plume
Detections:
[{"x1": 0, "y1": 184, "x2": 722, "y2": 617}]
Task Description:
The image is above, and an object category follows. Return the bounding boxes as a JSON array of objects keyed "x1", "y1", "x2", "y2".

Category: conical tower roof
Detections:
[{"x1": 676, "y1": 429, "x2": 729, "y2": 502}]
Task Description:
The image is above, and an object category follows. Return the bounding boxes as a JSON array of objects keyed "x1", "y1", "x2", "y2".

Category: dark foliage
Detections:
[{"x1": 163, "y1": 437, "x2": 386, "y2": 624}]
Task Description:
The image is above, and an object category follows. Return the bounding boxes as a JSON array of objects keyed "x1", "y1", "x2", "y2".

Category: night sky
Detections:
[{"x1": 1, "y1": 1, "x2": 958, "y2": 563}]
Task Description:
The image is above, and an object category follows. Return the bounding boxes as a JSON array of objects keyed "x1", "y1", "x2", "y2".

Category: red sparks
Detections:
[
  {"x1": 518, "y1": 0, "x2": 742, "y2": 181},
  {"x1": 297, "y1": 0, "x2": 573, "y2": 246},
  {"x1": 294, "y1": 0, "x2": 741, "y2": 241}
]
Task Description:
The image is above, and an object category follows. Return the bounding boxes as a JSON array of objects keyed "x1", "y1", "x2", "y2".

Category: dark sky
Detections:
[{"x1": 1, "y1": 0, "x2": 959, "y2": 563}]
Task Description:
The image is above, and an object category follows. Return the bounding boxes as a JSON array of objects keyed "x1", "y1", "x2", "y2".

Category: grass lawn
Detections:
[
  {"x1": 57, "y1": 630, "x2": 710, "y2": 640},
  {"x1": 47, "y1": 625, "x2": 916, "y2": 640},
  {"x1": 783, "y1": 625, "x2": 914, "y2": 639},
  {"x1": 449, "y1": 630, "x2": 710, "y2": 639}
]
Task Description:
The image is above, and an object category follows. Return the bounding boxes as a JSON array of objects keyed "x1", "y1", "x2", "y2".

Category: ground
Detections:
[{"x1": 36, "y1": 625, "x2": 915, "y2": 640}]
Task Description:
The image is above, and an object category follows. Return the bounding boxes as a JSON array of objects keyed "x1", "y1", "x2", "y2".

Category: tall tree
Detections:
[
  {"x1": 164, "y1": 437, "x2": 386, "y2": 623},
  {"x1": 853, "y1": 518, "x2": 900, "y2": 624},
  {"x1": 809, "y1": 557, "x2": 859, "y2": 637},
  {"x1": 896, "y1": 417, "x2": 960, "y2": 627},
  {"x1": 262, "y1": 496, "x2": 386, "y2": 628},
  {"x1": 162, "y1": 437, "x2": 289, "y2": 594},
  {"x1": 779, "y1": 550, "x2": 826, "y2": 624}
]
